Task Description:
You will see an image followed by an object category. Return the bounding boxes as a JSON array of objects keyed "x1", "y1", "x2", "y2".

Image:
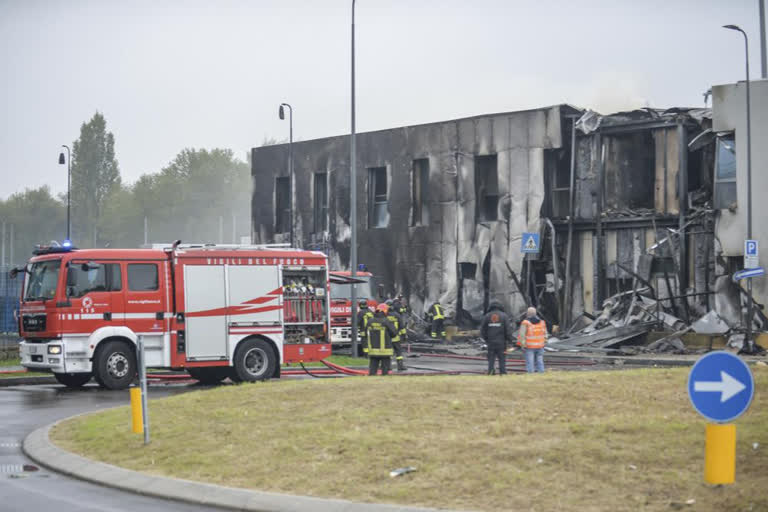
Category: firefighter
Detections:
[
  {"x1": 517, "y1": 306, "x2": 548, "y2": 373},
  {"x1": 385, "y1": 300, "x2": 407, "y2": 371},
  {"x1": 356, "y1": 299, "x2": 373, "y2": 357},
  {"x1": 480, "y1": 301, "x2": 511, "y2": 375},
  {"x1": 425, "y1": 301, "x2": 447, "y2": 340},
  {"x1": 392, "y1": 293, "x2": 409, "y2": 318},
  {"x1": 366, "y1": 303, "x2": 398, "y2": 376}
]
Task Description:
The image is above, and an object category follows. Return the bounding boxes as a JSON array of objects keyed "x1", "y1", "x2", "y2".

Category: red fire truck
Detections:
[
  {"x1": 328, "y1": 269, "x2": 379, "y2": 347},
  {"x1": 14, "y1": 243, "x2": 331, "y2": 389}
]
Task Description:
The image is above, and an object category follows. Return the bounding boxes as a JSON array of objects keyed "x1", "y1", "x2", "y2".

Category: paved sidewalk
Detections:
[{"x1": 24, "y1": 416, "x2": 459, "y2": 512}]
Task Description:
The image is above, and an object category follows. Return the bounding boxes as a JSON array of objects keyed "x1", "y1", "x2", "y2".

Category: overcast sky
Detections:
[{"x1": 0, "y1": 0, "x2": 763, "y2": 199}]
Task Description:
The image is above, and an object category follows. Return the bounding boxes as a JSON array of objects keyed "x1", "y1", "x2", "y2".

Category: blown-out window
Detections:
[
  {"x1": 314, "y1": 172, "x2": 328, "y2": 232},
  {"x1": 411, "y1": 159, "x2": 429, "y2": 226},
  {"x1": 275, "y1": 177, "x2": 290, "y2": 233},
  {"x1": 368, "y1": 166, "x2": 389, "y2": 228},
  {"x1": 475, "y1": 155, "x2": 499, "y2": 222}
]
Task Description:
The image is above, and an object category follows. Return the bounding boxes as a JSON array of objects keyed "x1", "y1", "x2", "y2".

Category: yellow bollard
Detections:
[
  {"x1": 130, "y1": 386, "x2": 143, "y2": 434},
  {"x1": 705, "y1": 423, "x2": 735, "y2": 484}
]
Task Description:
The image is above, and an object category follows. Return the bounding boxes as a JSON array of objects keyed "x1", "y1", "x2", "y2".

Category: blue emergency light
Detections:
[{"x1": 358, "y1": 263, "x2": 368, "y2": 272}]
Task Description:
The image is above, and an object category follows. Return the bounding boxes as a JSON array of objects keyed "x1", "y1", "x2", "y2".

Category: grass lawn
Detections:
[
  {"x1": 0, "y1": 357, "x2": 21, "y2": 367},
  {"x1": 52, "y1": 367, "x2": 768, "y2": 512}
]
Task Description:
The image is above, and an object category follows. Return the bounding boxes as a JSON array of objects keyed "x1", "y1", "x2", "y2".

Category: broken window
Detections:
[
  {"x1": 714, "y1": 135, "x2": 736, "y2": 210},
  {"x1": 475, "y1": 155, "x2": 499, "y2": 222},
  {"x1": 551, "y1": 161, "x2": 570, "y2": 218},
  {"x1": 459, "y1": 262, "x2": 477, "y2": 280},
  {"x1": 275, "y1": 176, "x2": 290, "y2": 234},
  {"x1": 313, "y1": 172, "x2": 328, "y2": 232},
  {"x1": 604, "y1": 133, "x2": 654, "y2": 210},
  {"x1": 411, "y1": 158, "x2": 429, "y2": 226},
  {"x1": 368, "y1": 166, "x2": 389, "y2": 228}
]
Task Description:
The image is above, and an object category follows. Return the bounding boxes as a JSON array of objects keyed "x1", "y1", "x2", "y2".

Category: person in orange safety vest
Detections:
[{"x1": 517, "y1": 306, "x2": 547, "y2": 373}]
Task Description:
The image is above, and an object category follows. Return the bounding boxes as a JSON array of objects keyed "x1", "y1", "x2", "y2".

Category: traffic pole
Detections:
[
  {"x1": 705, "y1": 423, "x2": 736, "y2": 484},
  {"x1": 137, "y1": 335, "x2": 150, "y2": 445}
]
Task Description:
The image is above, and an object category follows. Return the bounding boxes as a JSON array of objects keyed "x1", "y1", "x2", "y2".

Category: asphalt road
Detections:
[{"x1": 0, "y1": 382, "x2": 224, "y2": 512}]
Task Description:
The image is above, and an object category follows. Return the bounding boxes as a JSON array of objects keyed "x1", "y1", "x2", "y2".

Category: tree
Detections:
[
  {"x1": 70, "y1": 112, "x2": 121, "y2": 246},
  {"x1": 0, "y1": 186, "x2": 66, "y2": 263}
]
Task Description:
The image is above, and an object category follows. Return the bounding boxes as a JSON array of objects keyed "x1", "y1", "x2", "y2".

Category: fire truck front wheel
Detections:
[
  {"x1": 53, "y1": 372, "x2": 92, "y2": 388},
  {"x1": 232, "y1": 338, "x2": 276, "y2": 382},
  {"x1": 94, "y1": 340, "x2": 137, "y2": 390}
]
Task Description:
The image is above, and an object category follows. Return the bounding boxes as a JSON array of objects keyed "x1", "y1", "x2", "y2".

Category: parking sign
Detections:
[{"x1": 744, "y1": 239, "x2": 759, "y2": 269}]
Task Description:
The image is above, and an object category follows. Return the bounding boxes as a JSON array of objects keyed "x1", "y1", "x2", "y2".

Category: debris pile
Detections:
[{"x1": 548, "y1": 276, "x2": 766, "y2": 354}]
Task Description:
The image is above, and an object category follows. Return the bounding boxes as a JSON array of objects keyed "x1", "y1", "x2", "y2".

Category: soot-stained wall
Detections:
[{"x1": 251, "y1": 105, "x2": 576, "y2": 319}]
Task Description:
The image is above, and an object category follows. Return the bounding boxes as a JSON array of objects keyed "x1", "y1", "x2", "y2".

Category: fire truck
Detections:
[
  {"x1": 14, "y1": 243, "x2": 331, "y2": 389},
  {"x1": 328, "y1": 269, "x2": 379, "y2": 347}
]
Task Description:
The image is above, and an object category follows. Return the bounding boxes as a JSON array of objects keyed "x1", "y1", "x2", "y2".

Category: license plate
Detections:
[{"x1": 28, "y1": 346, "x2": 38, "y2": 354}]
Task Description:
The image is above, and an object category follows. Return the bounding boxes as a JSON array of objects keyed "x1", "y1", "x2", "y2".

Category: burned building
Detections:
[
  {"x1": 251, "y1": 93, "x2": 766, "y2": 336},
  {"x1": 554, "y1": 107, "x2": 716, "y2": 327},
  {"x1": 251, "y1": 105, "x2": 580, "y2": 320}
]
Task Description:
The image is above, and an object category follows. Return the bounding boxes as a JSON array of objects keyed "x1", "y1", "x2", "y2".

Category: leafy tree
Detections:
[
  {"x1": 0, "y1": 186, "x2": 66, "y2": 263},
  {"x1": 70, "y1": 112, "x2": 121, "y2": 246}
]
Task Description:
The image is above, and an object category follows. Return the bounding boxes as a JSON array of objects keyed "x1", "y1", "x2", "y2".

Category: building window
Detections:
[
  {"x1": 475, "y1": 155, "x2": 498, "y2": 222},
  {"x1": 551, "y1": 161, "x2": 570, "y2": 218},
  {"x1": 714, "y1": 135, "x2": 736, "y2": 210},
  {"x1": 368, "y1": 166, "x2": 389, "y2": 228},
  {"x1": 313, "y1": 172, "x2": 328, "y2": 232},
  {"x1": 411, "y1": 158, "x2": 429, "y2": 226},
  {"x1": 275, "y1": 177, "x2": 290, "y2": 233}
]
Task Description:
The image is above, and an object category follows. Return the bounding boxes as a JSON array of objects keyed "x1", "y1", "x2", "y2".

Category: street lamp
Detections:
[
  {"x1": 350, "y1": 0, "x2": 359, "y2": 357},
  {"x1": 723, "y1": 24, "x2": 755, "y2": 354},
  {"x1": 279, "y1": 103, "x2": 294, "y2": 247},
  {"x1": 58, "y1": 145, "x2": 71, "y2": 243}
]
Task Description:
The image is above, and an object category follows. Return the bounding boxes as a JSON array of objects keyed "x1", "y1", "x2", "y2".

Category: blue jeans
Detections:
[{"x1": 524, "y1": 348, "x2": 545, "y2": 373}]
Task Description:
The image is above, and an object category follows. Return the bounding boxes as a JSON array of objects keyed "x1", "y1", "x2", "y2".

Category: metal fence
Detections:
[{"x1": 1, "y1": 266, "x2": 21, "y2": 355}]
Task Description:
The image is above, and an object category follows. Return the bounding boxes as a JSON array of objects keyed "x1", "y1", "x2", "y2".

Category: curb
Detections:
[
  {"x1": 0, "y1": 375, "x2": 56, "y2": 387},
  {"x1": 24, "y1": 415, "x2": 458, "y2": 512}
]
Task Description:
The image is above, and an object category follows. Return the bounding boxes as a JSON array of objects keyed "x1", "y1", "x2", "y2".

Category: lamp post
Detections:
[
  {"x1": 350, "y1": 0, "x2": 359, "y2": 357},
  {"x1": 279, "y1": 103, "x2": 294, "y2": 247},
  {"x1": 723, "y1": 24, "x2": 755, "y2": 353},
  {"x1": 58, "y1": 145, "x2": 71, "y2": 242}
]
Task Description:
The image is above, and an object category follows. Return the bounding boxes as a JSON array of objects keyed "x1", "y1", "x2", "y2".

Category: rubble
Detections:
[{"x1": 548, "y1": 279, "x2": 766, "y2": 354}]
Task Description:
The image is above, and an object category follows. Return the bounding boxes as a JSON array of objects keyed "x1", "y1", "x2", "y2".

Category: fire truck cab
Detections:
[{"x1": 15, "y1": 243, "x2": 331, "y2": 389}]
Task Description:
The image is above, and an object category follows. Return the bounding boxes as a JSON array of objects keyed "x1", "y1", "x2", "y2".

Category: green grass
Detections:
[
  {"x1": 52, "y1": 366, "x2": 768, "y2": 511},
  {"x1": 283, "y1": 355, "x2": 367, "y2": 368},
  {"x1": 0, "y1": 357, "x2": 20, "y2": 367}
]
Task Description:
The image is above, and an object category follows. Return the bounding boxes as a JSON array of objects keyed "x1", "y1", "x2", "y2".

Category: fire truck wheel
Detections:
[
  {"x1": 187, "y1": 367, "x2": 229, "y2": 385},
  {"x1": 232, "y1": 339, "x2": 276, "y2": 382},
  {"x1": 94, "y1": 340, "x2": 137, "y2": 390},
  {"x1": 53, "y1": 372, "x2": 92, "y2": 388}
]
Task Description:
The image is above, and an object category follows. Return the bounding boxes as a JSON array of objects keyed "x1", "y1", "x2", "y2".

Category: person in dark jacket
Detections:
[
  {"x1": 366, "y1": 303, "x2": 399, "y2": 376},
  {"x1": 480, "y1": 301, "x2": 511, "y2": 375}
]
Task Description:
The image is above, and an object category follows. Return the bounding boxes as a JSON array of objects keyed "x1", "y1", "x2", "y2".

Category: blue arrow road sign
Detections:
[
  {"x1": 688, "y1": 351, "x2": 754, "y2": 423},
  {"x1": 521, "y1": 233, "x2": 540, "y2": 253},
  {"x1": 732, "y1": 267, "x2": 765, "y2": 282}
]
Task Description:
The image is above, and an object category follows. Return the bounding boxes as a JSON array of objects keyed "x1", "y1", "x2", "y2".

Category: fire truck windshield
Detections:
[
  {"x1": 330, "y1": 278, "x2": 373, "y2": 300},
  {"x1": 24, "y1": 260, "x2": 61, "y2": 302}
]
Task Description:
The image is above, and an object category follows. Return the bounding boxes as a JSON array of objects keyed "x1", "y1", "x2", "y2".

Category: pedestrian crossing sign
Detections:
[{"x1": 521, "y1": 232, "x2": 540, "y2": 253}]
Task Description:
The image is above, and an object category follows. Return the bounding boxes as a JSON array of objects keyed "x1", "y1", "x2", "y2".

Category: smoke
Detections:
[{"x1": 573, "y1": 71, "x2": 652, "y2": 114}]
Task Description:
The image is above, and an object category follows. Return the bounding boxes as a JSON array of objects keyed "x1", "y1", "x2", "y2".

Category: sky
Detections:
[{"x1": 0, "y1": 0, "x2": 764, "y2": 199}]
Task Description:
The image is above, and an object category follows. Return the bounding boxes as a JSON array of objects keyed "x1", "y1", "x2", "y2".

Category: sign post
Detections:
[
  {"x1": 137, "y1": 335, "x2": 150, "y2": 445},
  {"x1": 687, "y1": 351, "x2": 754, "y2": 484}
]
